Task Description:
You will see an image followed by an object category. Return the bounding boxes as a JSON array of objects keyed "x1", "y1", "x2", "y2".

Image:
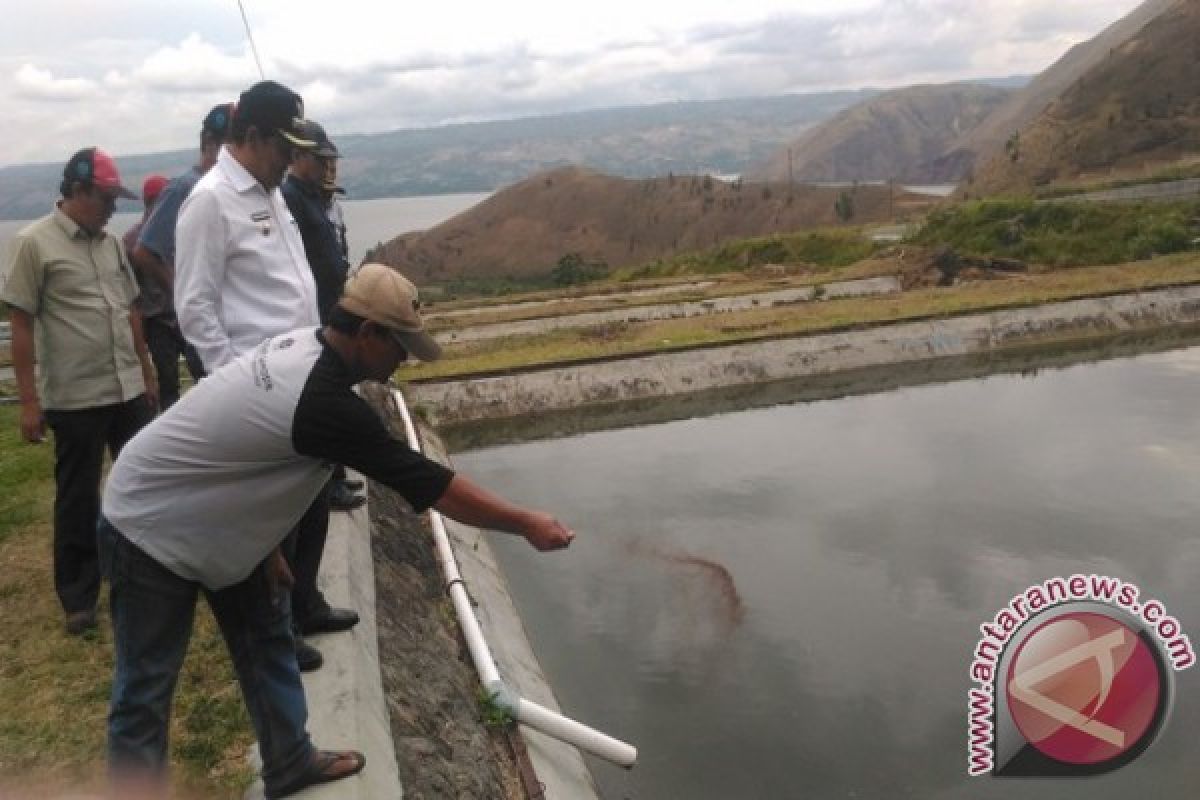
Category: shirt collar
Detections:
[
  {"x1": 218, "y1": 145, "x2": 264, "y2": 195},
  {"x1": 52, "y1": 203, "x2": 103, "y2": 241}
]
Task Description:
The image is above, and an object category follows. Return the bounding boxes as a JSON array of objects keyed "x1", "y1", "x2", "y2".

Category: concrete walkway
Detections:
[
  {"x1": 244, "y1": 482, "x2": 402, "y2": 800},
  {"x1": 241, "y1": 452, "x2": 601, "y2": 799}
]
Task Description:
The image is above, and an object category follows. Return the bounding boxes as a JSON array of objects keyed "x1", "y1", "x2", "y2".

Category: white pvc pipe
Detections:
[{"x1": 392, "y1": 389, "x2": 638, "y2": 769}]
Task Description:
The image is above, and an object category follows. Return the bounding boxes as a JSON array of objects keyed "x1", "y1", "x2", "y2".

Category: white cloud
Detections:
[
  {"x1": 14, "y1": 64, "x2": 97, "y2": 101},
  {"x1": 0, "y1": 0, "x2": 1150, "y2": 166},
  {"x1": 132, "y1": 33, "x2": 257, "y2": 92}
]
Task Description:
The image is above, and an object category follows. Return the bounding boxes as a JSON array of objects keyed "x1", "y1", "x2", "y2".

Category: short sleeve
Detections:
[
  {"x1": 0, "y1": 234, "x2": 44, "y2": 315},
  {"x1": 292, "y1": 375, "x2": 454, "y2": 511}
]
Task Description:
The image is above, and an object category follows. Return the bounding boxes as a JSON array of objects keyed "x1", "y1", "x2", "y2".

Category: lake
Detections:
[
  {"x1": 456, "y1": 345, "x2": 1200, "y2": 799},
  {"x1": 0, "y1": 192, "x2": 489, "y2": 270}
]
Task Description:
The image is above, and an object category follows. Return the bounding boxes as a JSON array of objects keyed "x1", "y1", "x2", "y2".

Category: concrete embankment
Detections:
[
  {"x1": 411, "y1": 284, "x2": 1200, "y2": 442},
  {"x1": 435, "y1": 277, "x2": 900, "y2": 345}
]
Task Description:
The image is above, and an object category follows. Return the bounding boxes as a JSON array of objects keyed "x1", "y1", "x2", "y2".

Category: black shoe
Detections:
[
  {"x1": 329, "y1": 482, "x2": 365, "y2": 512},
  {"x1": 300, "y1": 606, "x2": 360, "y2": 636},
  {"x1": 340, "y1": 478, "x2": 364, "y2": 491},
  {"x1": 295, "y1": 637, "x2": 324, "y2": 672}
]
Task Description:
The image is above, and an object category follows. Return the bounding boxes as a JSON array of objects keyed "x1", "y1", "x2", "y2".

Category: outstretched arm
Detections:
[{"x1": 433, "y1": 475, "x2": 575, "y2": 552}]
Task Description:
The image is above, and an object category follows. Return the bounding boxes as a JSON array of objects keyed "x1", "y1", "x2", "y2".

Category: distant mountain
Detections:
[
  {"x1": 942, "y1": 0, "x2": 1178, "y2": 180},
  {"x1": 369, "y1": 166, "x2": 933, "y2": 283},
  {"x1": 0, "y1": 91, "x2": 874, "y2": 221},
  {"x1": 968, "y1": 0, "x2": 1200, "y2": 196},
  {"x1": 748, "y1": 83, "x2": 1012, "y2": 183}
]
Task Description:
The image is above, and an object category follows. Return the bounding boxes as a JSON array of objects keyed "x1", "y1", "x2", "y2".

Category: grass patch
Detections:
[
  {"x1": 0, "y1": 404, "x2": 254, "y2": 796},
  {"x1": 615, "y1": 228, "x2": 880, "y2": 281},
  {"x1": 916, "y1": 198, "x2": 1200, "y2": 267},
  {"x1": 404, "y1": 253, "x2": 1200, "y2": 382}
]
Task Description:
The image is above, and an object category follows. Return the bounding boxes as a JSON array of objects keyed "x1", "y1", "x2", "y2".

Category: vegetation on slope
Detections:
[{"x1": 915, "y1": 198, "x2": 1200, "y2": 267}]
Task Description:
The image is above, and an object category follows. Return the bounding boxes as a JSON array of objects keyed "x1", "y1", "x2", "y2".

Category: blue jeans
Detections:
[{"x1": 98, "y1": 517, "x2": 314, "y2": 791}]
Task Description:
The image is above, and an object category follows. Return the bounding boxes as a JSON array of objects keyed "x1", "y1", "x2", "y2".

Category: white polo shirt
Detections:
[{"x1": 175, "y1": 146, "x2": 319, "y2": 371}]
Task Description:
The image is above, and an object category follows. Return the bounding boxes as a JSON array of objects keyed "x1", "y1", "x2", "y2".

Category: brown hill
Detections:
[
  {"x1": 748, "y1": 83, "x2": 1011, "y2": 183},
  {"x1": 370, "y1": 167, "x2": 931, "y2": 283},
  {"x1": 936, "y1": 0, "x2": 1178, "y2": 180},
  {"x1": 967, "y1": 0, "x2": 1200, "y2": 196}
]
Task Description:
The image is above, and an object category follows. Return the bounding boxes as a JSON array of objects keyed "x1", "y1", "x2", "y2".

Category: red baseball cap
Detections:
[
  {"x1": 62, "y1": 147, "x2": 136, "y2": 200},
  {"x1": 142, "y1": 174, "x2": 169, "y2": 207}
]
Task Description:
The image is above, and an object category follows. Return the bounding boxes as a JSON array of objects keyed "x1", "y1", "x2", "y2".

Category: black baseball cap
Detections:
[
  {"x1": 202, "y1": 102, "x2": 234, "y2": 140},
  {"x1": 231, "y1": 80, "x2": 316, "y2": 149},
  {"x1": 296, "y1": 119, "x2": 339, "y2": 159}
]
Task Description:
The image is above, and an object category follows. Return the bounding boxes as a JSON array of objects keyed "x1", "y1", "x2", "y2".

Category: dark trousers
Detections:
[
  {"x1": 44, "y1": 396, "x2": 153, "y2": 614},
  {"x1": 98, "y1": 518, "x2": 313, "y2": 792},
  {"x1": 144, "y1": 317, "x2": 206, "y2": 410},
  {"x1": 282, "y1": 482, "x2": 332, "y2": 626}
]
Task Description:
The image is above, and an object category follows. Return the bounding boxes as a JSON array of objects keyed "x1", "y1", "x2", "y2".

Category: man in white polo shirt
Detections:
[
  {"x1": 175, "y1": 80, "x2": 354, "y2": 671},
  {"x1": 175, "y1": 81, "x2": 319, "y2": 371},
  {"x1": 99, "y1": 264, "x2": 575, "y2": 797}
]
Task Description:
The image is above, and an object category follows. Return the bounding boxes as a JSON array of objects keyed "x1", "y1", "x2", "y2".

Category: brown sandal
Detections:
[{"x1": 264, "y1": 749, "x2": 366, "y2": 798}]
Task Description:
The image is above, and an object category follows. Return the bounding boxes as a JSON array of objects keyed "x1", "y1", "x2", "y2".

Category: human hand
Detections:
[
  {"x1": 521, "y1": 512, "x2": 576, "y2": 552},
  {"x1": 142, "y1": 363, "x2": 160, "y2": 413},
  {"x1": 266, "y1": 547, "x2": 294, "y2": 598},
  {"x1": 19, "y1": 399, "x2": 45, "y2": 443}
]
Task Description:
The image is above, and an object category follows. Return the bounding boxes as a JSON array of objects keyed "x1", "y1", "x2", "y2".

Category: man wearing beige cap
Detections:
[
  {"x1": 98, "y1": 264, "x2": 574, "y2": 798},
  {"x1": 2, "y1": 147, "x2": 158, "y2": 635}
]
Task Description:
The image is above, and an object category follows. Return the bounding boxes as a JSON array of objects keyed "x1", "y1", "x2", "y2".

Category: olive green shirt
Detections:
[{"x1": 1, "y1": 207, "x2": 145, "y2": 410}]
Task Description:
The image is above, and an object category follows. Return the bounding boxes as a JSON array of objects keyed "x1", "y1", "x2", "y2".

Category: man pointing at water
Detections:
[{"x1": 99, "y1": 263, "x2": 574, "y2": 797}]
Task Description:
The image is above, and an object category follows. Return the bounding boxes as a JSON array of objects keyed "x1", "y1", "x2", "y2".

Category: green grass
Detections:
[
  {"x1": 0, "y1": 404, "x2": 254, "y2": 796},
  {"x1": 916, "y1": 198, "x2": 1200, "y2": 267},
  {"x1": 614, "y1": 228, "x2": 880, "y2": 281}
]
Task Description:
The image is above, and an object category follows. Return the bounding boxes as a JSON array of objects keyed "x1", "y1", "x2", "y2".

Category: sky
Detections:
[{"x1": 0, "y1": 0, "x2": 1148, "y2": 167}]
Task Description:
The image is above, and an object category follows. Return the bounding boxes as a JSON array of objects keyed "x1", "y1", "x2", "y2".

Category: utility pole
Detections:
[{"x1": 787, "y1": 148, "x2": 794, "y2": 199}]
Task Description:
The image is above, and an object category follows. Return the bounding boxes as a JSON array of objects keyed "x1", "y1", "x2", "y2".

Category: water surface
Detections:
[
  {"x1": 457, "y1": 346, "x2": 1200, "y2": 799},
  {"x1": 0, "y1": 192, "x2": 487, "y2": 269}
]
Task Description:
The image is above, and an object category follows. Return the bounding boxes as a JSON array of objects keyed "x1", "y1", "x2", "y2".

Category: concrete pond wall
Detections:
[{"x1": 410, "y1": 284, "x2": 1200, "y2": 442}]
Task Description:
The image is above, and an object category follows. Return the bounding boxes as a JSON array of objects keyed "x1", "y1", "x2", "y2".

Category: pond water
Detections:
[{"x1": 455, "y1": 345, "x2": 1200, "y2": 799}]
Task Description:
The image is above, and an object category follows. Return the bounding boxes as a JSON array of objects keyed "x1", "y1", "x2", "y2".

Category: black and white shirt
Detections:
[{"x1": 103, "y1": 328, "x2": 453, "y2": 589}]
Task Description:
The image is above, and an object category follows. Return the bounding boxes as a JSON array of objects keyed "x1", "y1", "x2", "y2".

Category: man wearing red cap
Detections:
[
  {"x1": 1, "y1": 147, "x2": 159, "y2": 635},
  {"x1": 122, "y1": 174, "x2": 168, "y2": 287}
]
